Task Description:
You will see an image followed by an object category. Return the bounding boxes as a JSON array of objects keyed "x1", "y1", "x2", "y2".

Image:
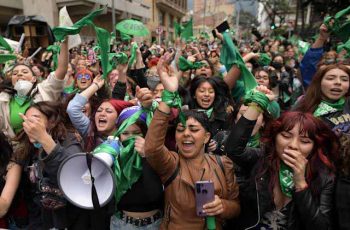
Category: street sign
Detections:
[{"x1": 156, "y1": 26, "x2": 163, "y2": 34}]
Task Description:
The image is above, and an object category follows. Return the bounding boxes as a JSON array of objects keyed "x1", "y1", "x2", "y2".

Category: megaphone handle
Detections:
[{"x1": 86, "y1": 153, "x2": 101, "y2": 210}]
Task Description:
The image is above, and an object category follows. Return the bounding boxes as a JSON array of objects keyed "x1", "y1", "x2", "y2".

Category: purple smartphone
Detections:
[{"x1": 195, "y1": 181, "x2": 214, "y2": 217}]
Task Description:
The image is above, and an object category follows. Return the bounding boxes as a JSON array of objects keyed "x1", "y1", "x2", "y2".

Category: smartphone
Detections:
[
  {"x1": 195, "y1": 181, "x2": 215, "y2": 217},
  {"x1": 212, "y1": 20, "x2": 230, "y2": 38}
]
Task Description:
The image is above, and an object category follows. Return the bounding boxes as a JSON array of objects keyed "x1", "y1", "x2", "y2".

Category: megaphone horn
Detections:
[{"x1": 58, "y1": 137, "x2": 121, "y2": 209}]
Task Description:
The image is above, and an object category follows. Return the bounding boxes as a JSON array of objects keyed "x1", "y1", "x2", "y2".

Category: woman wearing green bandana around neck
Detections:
[
  {"x1": 295, "y1": 64, "x2": 350, "y2": 130},
  {"x1": 225, "y1": 86, "x2": 339, "y2": 229},
  {"x1": 189, "y1": 75, "x2": 234, "y2": 154},
  {"x1": 0, "y1": 39, "x2": 68, "y2": 142}
]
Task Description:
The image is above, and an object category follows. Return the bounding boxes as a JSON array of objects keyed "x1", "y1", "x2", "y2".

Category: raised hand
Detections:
[
  {"x1": 134, "y1": 136, "x2": 145, "y2": 157},
  {"x1": 255, "y1": 85, "x2": 276, "y2": 101},
  {"x1": 157, "y1": 54, "x2": 178, "y2": 93},
  {"x1": 135, "y1": 86, "x2": 153, "y2": 108},
  {"x1": 92, "y1": 74, "x2": 105, "y2": 89}
]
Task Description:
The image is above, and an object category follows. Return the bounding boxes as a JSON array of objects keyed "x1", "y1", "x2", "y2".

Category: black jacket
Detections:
[{"x1": 225, "y1": 116, "x2": 335, "y2": 230}]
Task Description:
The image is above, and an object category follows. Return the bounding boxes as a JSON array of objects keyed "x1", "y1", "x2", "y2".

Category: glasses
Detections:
[{"x1": 77, "y1": 74, "x2": 92, "y2": 80}]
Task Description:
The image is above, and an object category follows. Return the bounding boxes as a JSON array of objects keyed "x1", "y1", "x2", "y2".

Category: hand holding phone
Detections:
[{"x1": 195, "y1": 181, "x2": 214, "y2": 217}]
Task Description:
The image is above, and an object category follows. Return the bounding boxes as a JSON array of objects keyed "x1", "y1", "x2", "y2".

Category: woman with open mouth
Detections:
[
  {"x1": 188, "y1": 76, "x2": 234, "y2": 153},
  {"x1": 142, "y1": 56, "x2": 240, "y2": 229}
]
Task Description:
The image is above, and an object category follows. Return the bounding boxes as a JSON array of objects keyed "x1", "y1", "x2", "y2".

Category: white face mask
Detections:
[{"x1": 14, "y1": 80, "x2": 34, "y2": 97}]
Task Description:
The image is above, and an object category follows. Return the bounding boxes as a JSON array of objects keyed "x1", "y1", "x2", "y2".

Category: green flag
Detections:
[
  {"x1": 174, "y1": 21, "x2": 182, "y2": 37},
  {"x1": 257, "y1": 53, "x2": 271, "y2": 66},
  {"x1": 337, "y1": 39, "x2": 350, "y2": 58},
  {"x1": 0, "y1": 35, "x2": 13, "y2": 53},
  {"x1": 181, "y1": 17, "x2": 193, "y2": 40},
  {"x1": 46, "y1": 44, "x2": 60, "y2": 71},
  {"x1": 297, "y1": 40, "x2": 310, "y2": 55},
  {"x1": 52, "y1": 6, "x2": 111, "y2": 79},
  {"x1": 324, "y1": 6, "x2": 350, "y2": 42},
  {"x1": 220, "y1": 31, "x2": 257, "y2": 93},
  {"x1": 0, "y1": 54, "x2": 17, "y2": 64}
]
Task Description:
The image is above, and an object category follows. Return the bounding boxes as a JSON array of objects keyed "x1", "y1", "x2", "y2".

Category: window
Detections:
[{"x1": 159, "y1": 11, "x2": 165, "y2": 26}]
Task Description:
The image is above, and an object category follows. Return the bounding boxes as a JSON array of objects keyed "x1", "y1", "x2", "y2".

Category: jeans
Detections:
[{"x1": 110, "y1": 214, "x2": 162, "y2": 230}]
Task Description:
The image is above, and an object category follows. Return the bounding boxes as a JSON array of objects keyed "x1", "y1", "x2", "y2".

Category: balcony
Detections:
[{"x1": 156, "y1": 0, "x2": 186, "y2": 17}]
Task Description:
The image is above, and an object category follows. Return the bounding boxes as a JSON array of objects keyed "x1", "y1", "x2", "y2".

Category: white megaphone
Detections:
[{"x1": 58, "y1": 136, "x2": 121, "y2": 209}]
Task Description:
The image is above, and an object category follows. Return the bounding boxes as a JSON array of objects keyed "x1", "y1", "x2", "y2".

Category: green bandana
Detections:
[
  {"x1": 46, "y1": 44, "x2": 60, "y2": 71},
  {"x1": 178, "y1": 56, "x2": 204, "y2": 71},
  {"x1": 0, "y1": 35, "x2": 13, "y2": 52},
  {"x1": 0, "y1": 54, "x2": 17, "y2": 64},
  {"x1": 128, "y1": 43, "x2": 138, "y2": 67},
  {"x1": 247, "y1": 132, "x2": 260, "y2": 148},
  {"x1": 161, "y1": 90, "x2": 186, "y2": 125},
  {"x1": 14, "y1": 94, "x2": 29, "y2": 106},
  {"x1": 279, "y1": 161, "x2": 294, "y2": 198},
  {"x1": 257, "y1": 53, "x2": 271, "y2": 66},
  {"x1": 324, "y1": 6, "x2": 350, "y2": 43},
  {"x1": 243, "y1": 90, "x2": 270, "y2": 111},
  {"x1": 337, "y1": 39, "x2": 350, "y2": 58},
  {"x1": 106, "y1": 52, "x2": 128, "y2": 75},
  {"x1": 313, "y1": 97, "x2": 345, "y2": 117},
  {"x1": 197, "y1": 107, "x2": 213, "y2": 119},
  {"x1": 220, "y1": 32, "x2": 257, "y2": 93},
  {"x1": 63, "y1": 82, "x2": 77, "y2": 94},
  {"x1": 114, "y1": 137, "x2": 142, "y2": 204},
  {"x1": 52, "y1": 7, "x2": 110, "y2": 79}
]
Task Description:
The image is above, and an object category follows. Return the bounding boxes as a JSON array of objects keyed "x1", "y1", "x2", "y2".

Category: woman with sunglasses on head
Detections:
[
  {"x1": 0, "y1": 39, "x2": 68, "y2": 142},
  {"x1": 225, "y1": 85, "x2": 339, "y2": 229},
  {"x1": 143, "y1": 57, "x2": 240, "y2": 229}
]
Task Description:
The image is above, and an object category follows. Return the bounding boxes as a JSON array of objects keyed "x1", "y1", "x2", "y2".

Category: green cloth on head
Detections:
[
  {"x1": 220, "y1": 31, "x2": 257, "y2": 93},
  {"x1": 324, "y1": 6, "x2": 350, "y2": 42},
  {"x1": 9, "y1": 97, "x2": 31, "y2": 134},
  {"x1": 0, "y1": 35, "x2": 13, "y2": 52},
  {"x1": 257, "y1": 53, "x2": 271, "y2": 66},
  {"x1": 128, "y1": 43, "x2": 138, "y2": 67},
  {"x1": 313, "y1": 97, "x2": 345, "y2": 117},
  {"x1": 0, "y1": 54, "x2": 17, "y2": 64},
  {"x1": 279, "y1": 161, "x2": 294, "y2": 198},
  {"x1": 178, "y1": 56, "x2": 204, "y2": 71},
  {"x1": 46, "y1": 44, "x2": 60, "y2": 71}
]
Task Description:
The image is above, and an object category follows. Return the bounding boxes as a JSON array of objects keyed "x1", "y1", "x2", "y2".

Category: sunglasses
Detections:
[{"x1": 77, "y1": 74, "x2": 92, "y2": 80}]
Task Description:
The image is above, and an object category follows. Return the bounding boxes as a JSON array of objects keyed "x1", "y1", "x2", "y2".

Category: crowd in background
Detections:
[{"x1": 0, "y1": 11, "x2": 350, "y2": 230}]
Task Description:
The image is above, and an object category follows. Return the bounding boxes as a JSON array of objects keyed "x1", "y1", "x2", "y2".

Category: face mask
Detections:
[
  {"x1": 324, "y1": 58, "x2": 336, "y2": 65},
  {"x1": 271, "y1": 62, "x2": 283, "y2": 70},
  {"x1": 14, "y1": 80, "x2": 33, "y2": 97},
  {"x1": 33, "y1": 142, "x2": 42, "y2": 149}
]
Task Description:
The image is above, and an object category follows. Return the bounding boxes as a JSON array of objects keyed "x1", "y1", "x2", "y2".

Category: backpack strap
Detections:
[
  {"x1": 215, "y1": 154, "x2": 225, "y2": 176},
  {"x1": 164, "y1": 155, "x2": 225, "y2": 189},
  {"x1": 164, "y1": 164, "x2": 180, "y2": 189}
]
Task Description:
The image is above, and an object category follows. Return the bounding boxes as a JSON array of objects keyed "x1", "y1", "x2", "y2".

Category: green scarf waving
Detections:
[{"x1": 52, "y1": 7, "x2": 111, "y2": 79}]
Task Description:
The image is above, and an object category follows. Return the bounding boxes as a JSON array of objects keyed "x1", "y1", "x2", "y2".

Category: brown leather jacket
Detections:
[{"x1": 145, "y1": 110, "x2": 240, "y2": 230}]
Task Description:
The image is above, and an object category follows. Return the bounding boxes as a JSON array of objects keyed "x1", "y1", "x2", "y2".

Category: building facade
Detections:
[
  {"x1": 144, "y1": 0, "x2": 187, "y2": 44},
  {"x1": 0, "y1": 0, "x2": 151, "y2": 41}
]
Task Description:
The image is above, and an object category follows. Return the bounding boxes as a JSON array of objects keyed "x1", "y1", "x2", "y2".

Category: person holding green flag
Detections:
[
  {"x1": 0, "y1": 39, "x2": 68, "y2": 142},
  {"x1": 225, "y1": 85, "x2": 338, "y2": 229}
]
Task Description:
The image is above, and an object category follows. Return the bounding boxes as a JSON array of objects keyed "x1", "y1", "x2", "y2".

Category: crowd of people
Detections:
[{"x1": 0, "y1": 11, "x2": 350, "y2": 230}]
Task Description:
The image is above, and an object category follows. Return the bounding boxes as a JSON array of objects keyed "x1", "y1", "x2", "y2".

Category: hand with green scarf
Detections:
[
  {"x1": 134, "y1": 136, "x2": 145, "y2": 157},
  {"x1": 280, "y1": 148, "x2": 308, "y2": 192}
]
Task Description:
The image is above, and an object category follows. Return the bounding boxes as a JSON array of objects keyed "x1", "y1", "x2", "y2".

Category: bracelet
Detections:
[
  {"x1": 92, "y1": 82, "x2": 100, "y2": 90},
  {"x1": 248, "y1": 102, "x2": 263, "y2": 113}
]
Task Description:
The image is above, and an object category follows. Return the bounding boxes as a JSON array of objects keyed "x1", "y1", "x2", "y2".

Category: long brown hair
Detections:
[
  {"x1": 295, "y1": 64, "x2": 350, "y2": 113},
  {"x1": 14, "y1": 101, "x2": 68, "y2": 161}
]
